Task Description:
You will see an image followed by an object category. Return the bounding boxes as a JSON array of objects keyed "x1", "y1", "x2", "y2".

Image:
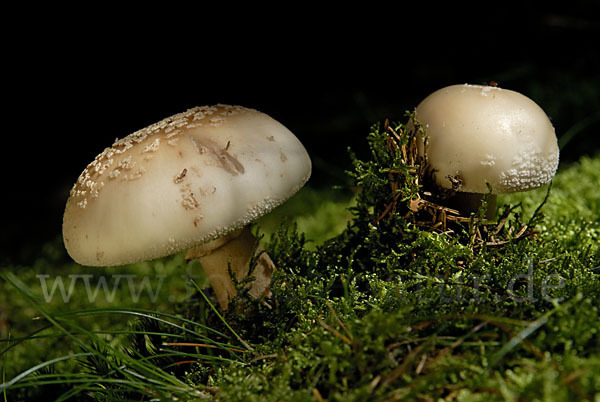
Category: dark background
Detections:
[{"x1": 2, "y1": 4, "x2": 599, "y2": 264}]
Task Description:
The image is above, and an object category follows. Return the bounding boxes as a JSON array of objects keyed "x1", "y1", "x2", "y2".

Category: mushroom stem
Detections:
[
  {"x1": 446, "y1": 192, "x2": 497, "y2": 220},
  {"x1": 185, "y1": 226, "x2": 275, "y2": 310}
]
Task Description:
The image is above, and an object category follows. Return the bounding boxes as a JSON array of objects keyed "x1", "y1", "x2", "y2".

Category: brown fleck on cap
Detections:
[{"x1": 63, "y1": 105, "x2": 311, "y2": 266}]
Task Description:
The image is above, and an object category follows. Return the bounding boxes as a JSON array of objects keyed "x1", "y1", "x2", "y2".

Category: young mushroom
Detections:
[
  {"x1": 413, "y1": 84, "x2": 559, "y2": 219},
  {"x1": 63, "y1": 105, "x2": 312, "y2": 310}
]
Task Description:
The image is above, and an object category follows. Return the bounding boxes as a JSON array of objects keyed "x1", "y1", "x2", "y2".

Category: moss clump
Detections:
[{"x1": 203, "y1": 119, "x2": 600, "y2": 400}]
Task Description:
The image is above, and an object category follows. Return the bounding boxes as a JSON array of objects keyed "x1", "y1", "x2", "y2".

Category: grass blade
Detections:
[
  {"x1": 190, "y1": 279, "x2": 254, "y2": 351},
  {"x1": 0, "y1": 353, "x2": 93, "y2": 392}
]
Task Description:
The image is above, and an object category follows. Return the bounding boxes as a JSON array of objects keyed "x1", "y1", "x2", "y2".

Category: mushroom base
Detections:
[
  {"x1": 445, "y1": 192, "x2": 497, "y2": 220},
  {"x1": 185, "y1": 226, "x2": 275, "y2": 310}
]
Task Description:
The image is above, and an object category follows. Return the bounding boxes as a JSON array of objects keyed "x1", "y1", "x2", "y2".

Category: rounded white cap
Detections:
[
  {"x1": 63, "y1": 105, "x2": 311, "y2": 266},
  {"x1": 415, "y1": 84, "x2": 559, "y2": 194}
]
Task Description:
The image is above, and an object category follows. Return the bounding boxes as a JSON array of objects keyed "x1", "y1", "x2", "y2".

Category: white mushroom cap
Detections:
[
  {"x1": 63, "y1": 105, "x2": 311, "y2": 266},
  {"x1": 415, "y1": 84, "x2": 559, "y2": 194}
]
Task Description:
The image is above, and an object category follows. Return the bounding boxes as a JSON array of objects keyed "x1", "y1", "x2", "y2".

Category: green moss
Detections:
[{"x1": 209, "y1": 121, "x2": 600, "y2": 400}]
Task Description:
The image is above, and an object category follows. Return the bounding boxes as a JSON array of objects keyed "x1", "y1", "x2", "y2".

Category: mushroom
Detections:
[
  {"x1": 63, "y1": 105, "x2": 312, "y2": 309},
  {"x1": 413, "y1": 84, "x2": 559, "y2": 218}
]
